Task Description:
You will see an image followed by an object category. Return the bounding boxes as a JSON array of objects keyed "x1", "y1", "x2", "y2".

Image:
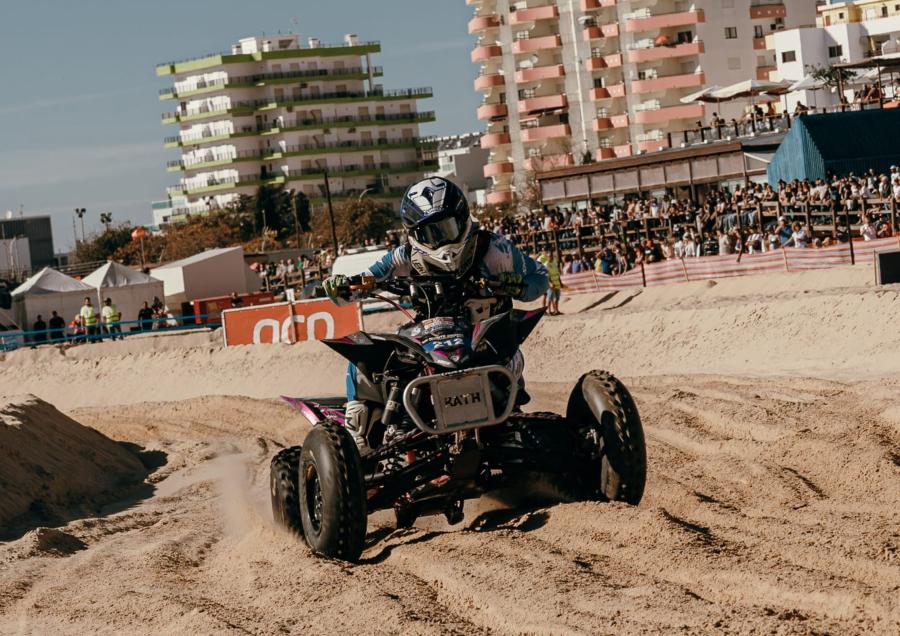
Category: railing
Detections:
[
  {"x1": 161, "y1": 87, "x2": 433, "y2": 120},
  {"x1": 160, "y1": 66, "x2": 385, "y2": 96},
  {"x1": 510, "y1": 198, "x2": 899, "y2": 263},
  {"x1": 169, "y1": 137, "x2": 435, "y2": 169},
  {"x1": 156, "y1": 40, "x2": 381, "y2": 69}
]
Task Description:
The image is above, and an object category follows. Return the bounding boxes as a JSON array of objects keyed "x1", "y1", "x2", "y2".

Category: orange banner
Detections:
[{"x1": 221, "y1": 298, "x2": 360, "y2": 347}]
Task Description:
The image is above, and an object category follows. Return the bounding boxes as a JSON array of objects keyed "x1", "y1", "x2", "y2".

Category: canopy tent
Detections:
[
  {"x1": 151, "y1": 246, "x2": 259, "y2": 309},
  {"x1": 83, "y1": 261, "x2": 165, "y2": 328},
  {"x1": 679, "y1": 85, "x2": 722, "y2": 104},
  {"x1": 11, "y1": 268, "x2": 94, "y2": 331},
  {"x1": 710, "y1": 79, "x2": 791, "y2": 101},
  {"x1": 767, "y1": 108, "x2": 900, "y2": 184}
]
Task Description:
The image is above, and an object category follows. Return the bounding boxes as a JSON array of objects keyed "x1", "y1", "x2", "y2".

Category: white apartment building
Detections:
[
  {"x1": 467, "y1": 0, "x2": 817, "y2": 204},
  {"x1": 768, "y1": 1, "x2": 900, "y2": 109},
  {"x1": 156, "y1": 34, "x2": 436, "y2": 223},
  {"x1": 429, "y1": 133, "x2": 491, "y2": 205}
]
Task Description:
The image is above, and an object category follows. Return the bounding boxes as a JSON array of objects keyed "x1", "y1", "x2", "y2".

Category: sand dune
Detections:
[{"x1": 1, "y1": 265, "x2": 899, "y2": 634}]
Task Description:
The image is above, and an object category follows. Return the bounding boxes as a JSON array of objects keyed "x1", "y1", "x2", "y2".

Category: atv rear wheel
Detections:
[
  {"x1": 567, "y1": 371, "x2": 646, "y2": 505},
  {"x1": 297, "y1": 422, "x2": 367, "y2": 562},
  {"x1": 270, "y1": 446, "x2": 304, "y2": 537}
]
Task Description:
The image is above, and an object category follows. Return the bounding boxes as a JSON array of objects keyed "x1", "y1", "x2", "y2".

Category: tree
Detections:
[
  {"x1": 72, "y1": 225, "x2": 134, "y2": 263},
  {"x1": 312, "y1": 197, "x2": 397, "y2": 247},
  {"x1": 807, "y1": 63, "x2": 857, "y2": 92}
]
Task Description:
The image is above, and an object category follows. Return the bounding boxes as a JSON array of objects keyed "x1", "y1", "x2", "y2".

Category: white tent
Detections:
[
  {"x1": 151, "y1": 246, "x2": 258, "y2": 308},
  {"x1": 83, "y1": 262, "x2": 165, "y2": 330},
  {"x1": 11, "y1": 268, "x2": 94, "y2": 331},
  {"x1": 680, "y1": 85, "x2": 722, "y2": 104},
  {"x1": 710, "y1": 79, "x2": 791, "y2": 100}
]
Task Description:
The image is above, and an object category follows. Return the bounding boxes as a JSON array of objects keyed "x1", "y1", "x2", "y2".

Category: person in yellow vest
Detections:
[
  {"x1": 537, "y1": 250, "x2": 563, "y2": 316},
  {"x1": 80, "y1": 296, "x2": 99, "y2": 343},
  {"x1": 101, "y1": 297, "x2": 122, "y2": 341}
]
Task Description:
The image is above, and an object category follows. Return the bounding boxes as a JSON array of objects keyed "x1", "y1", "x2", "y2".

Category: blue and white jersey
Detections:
[{"x1": 364, "y1": 232, "x2": 549, "y2": 302}]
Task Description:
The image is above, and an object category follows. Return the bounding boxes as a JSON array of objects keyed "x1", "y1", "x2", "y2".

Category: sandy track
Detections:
[{"x1": 1, "y1": 375, "x2": 897, "y2": 635}]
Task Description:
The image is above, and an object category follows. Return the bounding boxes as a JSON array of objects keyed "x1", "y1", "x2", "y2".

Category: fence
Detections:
[
  {"x1": 515, "y1": 198, "x2": 899, "y2": 263},
  {"x1": 557, "y1": 236, "x2": 900, "y2": 295}
]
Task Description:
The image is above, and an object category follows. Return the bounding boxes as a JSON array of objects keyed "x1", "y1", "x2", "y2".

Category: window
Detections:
[
  {"x1": 882, "y1": 6, "x2": 888, "y2": 16},
  {"x1": 828, "y1": 44, "x2": 843, "y2": 58},
  {"x1": 754, "y1": 25, "x2": 764, "y2": 37},
  {"x1": 781, "y1": 50, "x2": 797, "y2": 63},
  {"x1": 725, "y1": 26, "x2": 738, "y2": 39}
]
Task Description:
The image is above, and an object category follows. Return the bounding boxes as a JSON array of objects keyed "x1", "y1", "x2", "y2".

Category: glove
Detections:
[
  {"x1": 322, "y1": 274, "x2": 350, "y2": 302},
  {"x1": 493, "y1": 272, "x2": 524, "y2": 297}
]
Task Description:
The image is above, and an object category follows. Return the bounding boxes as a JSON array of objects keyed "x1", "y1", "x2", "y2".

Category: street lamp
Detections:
[
  {"x1": 74, "y1": 208, "x2": 86, "y2": 243},
  {"x1": 315, "y1": 160, "x2": 340, "y2": 256}
]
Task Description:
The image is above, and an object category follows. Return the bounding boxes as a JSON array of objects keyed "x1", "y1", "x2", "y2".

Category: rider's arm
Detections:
[
  {"x1": 512, "y1": 243, "x2": 550, "y2": 302},
  {"x1": 363, "y1": 246, "x2": 412, "y2": 281}
]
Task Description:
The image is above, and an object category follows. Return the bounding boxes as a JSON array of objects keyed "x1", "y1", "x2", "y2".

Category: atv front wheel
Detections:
[
  {"x1": 567, "y1": 371, "x2": 646, "y2": 505},
  {"x1": 297, "y1": 422, "x2": 367, "y2": 561},
  {"x1": 271, "y1": 446, "x2": 304, "y2": 537}
]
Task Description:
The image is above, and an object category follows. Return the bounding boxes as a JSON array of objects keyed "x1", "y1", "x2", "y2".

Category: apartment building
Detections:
[
  {"x1": 768, "y1": 1, "x2": 900, "y2": 108},
  {"x1": 156, "y1": 34, "x2": 436, "y2": 222},
  {"x1": 429, "y1": 133, "x2": 491, "y2": 204},
  {"x1": 468, "y1": 0, "x2": 817, "y2": 204}
]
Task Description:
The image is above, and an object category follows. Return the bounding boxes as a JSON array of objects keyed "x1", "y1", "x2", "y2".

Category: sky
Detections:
[{"x1": 0, "y1": 0, "x2": 480, "y2": 252}]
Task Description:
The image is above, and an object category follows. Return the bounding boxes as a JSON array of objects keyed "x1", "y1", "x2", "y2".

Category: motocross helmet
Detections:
[{"x1": 400, "y1": 177, "x2": 479, "y2": 274}]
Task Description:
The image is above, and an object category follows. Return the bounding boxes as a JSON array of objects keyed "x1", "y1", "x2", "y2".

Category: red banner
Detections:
[
  {"x1": 560, "y1": 237, "x2": 900, "y2": 294},
  {"x1": 221, "y1": 298, "x2": 360, "y2": 347}
]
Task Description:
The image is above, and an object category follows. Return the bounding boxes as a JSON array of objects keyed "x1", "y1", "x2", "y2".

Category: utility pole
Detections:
[
  {"x1": 74, "y1": 208, "x2": 86, "y2": 243},
  {"x1": 289, "y1": 189, "x2": 302, "y2": 249},
  {"x1": 319, "y1": 163, "x2": 339, "y2": 256}
]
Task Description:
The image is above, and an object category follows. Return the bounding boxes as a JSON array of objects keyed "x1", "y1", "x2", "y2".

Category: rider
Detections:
[{"x1": 323, "y1": 176, "x2": 549, "y2": 451}]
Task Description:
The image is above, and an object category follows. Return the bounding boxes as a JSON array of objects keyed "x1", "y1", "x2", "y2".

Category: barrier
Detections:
[
  {"x1": 221, "y1": 298, "x2": 360, "y2": 347},
  {"x1": 560, "y1": 237, "x2": 900, "y2": 295}
]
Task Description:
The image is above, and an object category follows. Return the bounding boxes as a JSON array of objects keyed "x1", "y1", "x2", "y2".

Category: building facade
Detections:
[
  {"x1": 429, "y1": 133, "x2": 491, "y2": 204},
  {"x1": 768, "y1": 1, "x2": 900, "y2": 108},
  {"x1": 0, "y1": 216, "x2": 55, "y2": 272},
  {"x1": 467, "y1": 0, "x2": 817, "y2": 204},
  {"x1": 157, "y1": 33, "x2": 436, "y2": 223}
]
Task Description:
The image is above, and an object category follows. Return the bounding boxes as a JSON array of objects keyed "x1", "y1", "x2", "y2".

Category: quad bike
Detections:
[{"x1": 271, "y1": 274, "x2": 646, "y2": 562}]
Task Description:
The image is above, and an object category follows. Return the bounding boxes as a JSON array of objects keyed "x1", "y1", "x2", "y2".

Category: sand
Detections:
[{"x1": 0, "y1": 264, "x2": 898, "y2": 634}]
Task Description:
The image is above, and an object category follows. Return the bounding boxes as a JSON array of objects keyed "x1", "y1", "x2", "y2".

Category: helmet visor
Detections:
[{"x1": 413, "y1": 215, "x2": 468, "y2": 249}]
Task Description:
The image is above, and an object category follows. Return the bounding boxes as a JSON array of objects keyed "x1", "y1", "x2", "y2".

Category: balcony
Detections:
[
  {"x1": 590, "y1": 83, "x2": 626, "y2": 100},
  {"x1": 611, "y1": 113, "x2": 629, "y2": 128},
  {"x1": 524, "y1": 154, "x2": 574, "y2": 171},
  {"x1": 515, "y1": 64, "x2": 565, "y2": 83},
  {"x1": 582, "y1": 0, "x2": 616, "y2": 9},
  {"x1": 753, "y1": 36, "x2": 768, "y2": 50},
  {"x1": 475, "y1": 73, "x2": 505, "y2": 91},
  {"x1": 471, "y1": 44, "x2": 503, "y2": 63},
  {"x1": 512, "y1": 35, "x2": 562, "y2": 54},
  {"x1": 585, "y1": 53, "x2": 623, "y2": 71},
  {"x1": 627, "y1": 41, "x2": 704, "y2": 63},
  {"x1": 520, "y1": 123, "x2": 571, "y2": 142},
  {"x1": 468, "y1": 15, "x2": 501, "y2": 33},
  {"x1": 481, "y1": 132, "x2": 511, "y2": 148},
  {"x1": 584, "y1": 23, "x2": 620, "y2": 40},
  {"x1": 638, "y1": 137, "x2": 669, "y2": 153},
  {"x1": 596, "y1": 144, "x2": 633, "y2": 160},
  {"x1": 756, "y1": 66, "x2": 776, "y2": 80},
  {"x1": 477, "y1": 103, "x2": 509, "y2": 120},
  {"x1": 518, "y1": 94, "x2": 567, "y2": 114},
  {"x1": 750, "y1": 3, "x2": 785, "y2": 19},
  {"x1": 631, "y1": 72, "x2": 705, "y2": 95},
  {"x1": 509, "y1": 5, "x2": 559, "y2": 25},
  {"x1": 486, "y1": 189, "x2": 515, "y2": 205},
  {"x1": 594, "y1": 117, "x2": 613, "y2": 131},
  {"x1": 484, "y1": 161, "x2": 514, "y2": 178},
  {"x1": 625, "y1": 9, "x2": 705, "y2": 33},
  {"x1": 633, "y1": 102, "x2": 704, "y2": 125}
]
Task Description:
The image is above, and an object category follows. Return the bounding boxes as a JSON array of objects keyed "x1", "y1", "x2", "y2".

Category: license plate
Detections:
[{"x1": 432, "y1": 374, "x2": 491, "y2": 429}]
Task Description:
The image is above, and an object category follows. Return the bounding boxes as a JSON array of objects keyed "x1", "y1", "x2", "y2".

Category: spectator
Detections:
[
  {"x1": 32, "y1": 315, "x2": 47, "y2": 346},
  {"x1": 137, "y1": 301, "x2": 154, "y2": 331},
  {"x1": 101, "y1": 298, "x2": 122, "y2": 340},
  {"x1": 80, "y1": 297, "x2": 99, "y2": 343},
  {"x1": 860, "y1": 216, "x2": 878, "y2": 241},
  {"x1": 48, "y1": 311, "x2": 66, "y2": 343},
  {"x1": 230, "y1": 292, "x2": 244, "y2": 307},
  {"x1": 786, "y1": 222, "x2": 809, "y2": 248}
]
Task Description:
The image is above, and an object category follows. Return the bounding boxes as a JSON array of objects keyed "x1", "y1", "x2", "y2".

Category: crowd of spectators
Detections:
[{"x1": 486, "y1": 169, "x2": 900, "y2": 277}]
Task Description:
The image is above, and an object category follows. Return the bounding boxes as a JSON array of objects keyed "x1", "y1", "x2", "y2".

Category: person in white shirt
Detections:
[
  {"x1": 860, "y1": 216, "x2": 878, "y2": 241},
  {"x1": 787, "y1": 222, "x2": 809, "y2": 248},
  {"x1": 747, "y1": 229, "x2": 764, "y2": 253},
  {"x1": 892, "y1": 177, "x2": 900, "y2": 201}
]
